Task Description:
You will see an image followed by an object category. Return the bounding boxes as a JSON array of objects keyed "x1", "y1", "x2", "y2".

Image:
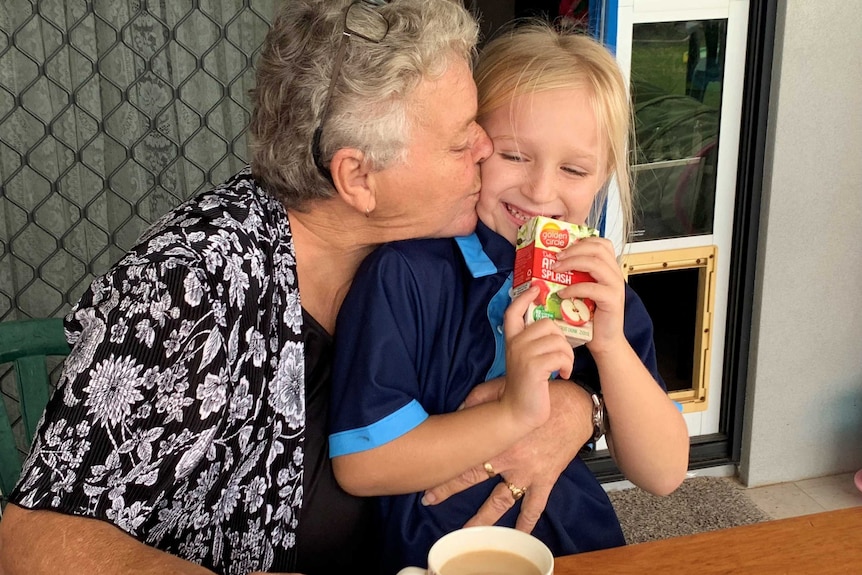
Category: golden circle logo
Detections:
[{"x1": 539, "y1": 223, "x2": 569, "y2": 249}]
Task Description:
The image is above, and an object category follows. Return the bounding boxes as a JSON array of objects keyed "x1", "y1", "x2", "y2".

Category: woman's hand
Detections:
[
  {"x1": 422, "y1": 379, "x2": 593, "y2": 534},
  {"x1": 554, "y1": 236, "x2": 627, "y2": 354}
]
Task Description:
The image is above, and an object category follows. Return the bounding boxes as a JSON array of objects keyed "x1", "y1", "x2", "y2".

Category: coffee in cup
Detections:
[{"x1": 396, "y1": 525, "x2": 553, "y2": 575}]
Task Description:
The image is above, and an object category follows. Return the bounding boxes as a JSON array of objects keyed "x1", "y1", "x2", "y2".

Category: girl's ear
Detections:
[{"x1": 329, "y1": 147, "x2": 375, "y2": 216}]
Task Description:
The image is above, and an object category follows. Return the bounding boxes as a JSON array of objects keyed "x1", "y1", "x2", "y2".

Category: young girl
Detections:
[{"x1": 328, "y1": 23, "x2": 689, "y2": 572}]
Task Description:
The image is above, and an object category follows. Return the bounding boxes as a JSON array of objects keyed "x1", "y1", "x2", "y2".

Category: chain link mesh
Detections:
[{"x1": 0, "y1": 0, "x2": 274, "y2": 459}]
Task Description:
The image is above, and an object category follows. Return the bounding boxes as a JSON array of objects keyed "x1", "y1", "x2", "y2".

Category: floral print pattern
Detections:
[{"x1": 11, "y1": 168, "x2": 305, "y2": 575}]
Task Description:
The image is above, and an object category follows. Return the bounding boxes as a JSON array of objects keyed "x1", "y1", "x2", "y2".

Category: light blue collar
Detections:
[{"x1": 454, "y1": 233, "x2": 498, "y2": 278}]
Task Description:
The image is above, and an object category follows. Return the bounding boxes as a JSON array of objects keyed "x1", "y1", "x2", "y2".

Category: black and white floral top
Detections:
[{"x1": 11, "y1": 168, "x2": 327, "y2": 574}]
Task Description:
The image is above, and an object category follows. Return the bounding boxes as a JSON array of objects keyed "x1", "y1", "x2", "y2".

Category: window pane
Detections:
[{"x1": 631, "y1": 19, "x2": 726, "y2": 241}]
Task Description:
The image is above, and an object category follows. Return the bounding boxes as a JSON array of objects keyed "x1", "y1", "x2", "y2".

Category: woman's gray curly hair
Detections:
[{"x1": 249, "y1": 0, "x2": 479, "y2": 210}]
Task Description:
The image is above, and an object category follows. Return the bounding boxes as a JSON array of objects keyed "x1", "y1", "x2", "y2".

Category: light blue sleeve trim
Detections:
[
  {"x1": 454, "y1": 234, "x2": 498, "y2": 278},
  {"x1": 329, "y1": 399, "x2": 429, "y2": 457}
]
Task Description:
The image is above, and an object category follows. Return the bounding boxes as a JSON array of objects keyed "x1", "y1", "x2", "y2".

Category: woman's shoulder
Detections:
[
  {"x1": 120, "y1": 168, "x2": 289, "y2": 269},
  {"x1": 144, "y1": 168, "x2": 284, "y2": 240}
]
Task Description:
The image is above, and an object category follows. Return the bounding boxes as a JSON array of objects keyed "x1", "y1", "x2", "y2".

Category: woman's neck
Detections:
[{"x1": 288, "y1": 201, "x2": 378, "y2": 334}]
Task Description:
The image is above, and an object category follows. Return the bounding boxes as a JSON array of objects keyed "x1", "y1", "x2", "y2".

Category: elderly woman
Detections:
[{"x1": 0, "y1": 1, "x2": 595, "y2": 574}]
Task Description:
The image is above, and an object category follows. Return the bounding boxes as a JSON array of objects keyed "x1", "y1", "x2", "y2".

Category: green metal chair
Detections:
[{"x1": 0, "y1": 318, "x2": 70, "y2": 499}]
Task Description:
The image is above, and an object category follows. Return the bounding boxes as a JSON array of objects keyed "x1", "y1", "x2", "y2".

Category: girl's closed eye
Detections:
[
  {"x1": 562, "y1": 165, "x2": 589, "y2": 177},
  {"x1": 500, "y1": 151, "x2": 526, "y2": 162}
]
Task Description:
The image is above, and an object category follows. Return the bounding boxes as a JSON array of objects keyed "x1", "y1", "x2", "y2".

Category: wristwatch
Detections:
[
  {"x1": 588, "y1": 392, "x2": 607, "y2": 444},
  {"x1": 572, "y1": 380, "x2": 608, "y2": 454}
]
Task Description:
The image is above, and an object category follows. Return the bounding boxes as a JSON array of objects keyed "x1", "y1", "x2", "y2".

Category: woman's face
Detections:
[
  {"x1": 476, "y1": 87, "x2": 608, "y2": 245},
  {"x1": 370, "y1": 58, "x2": 493, "y2": 241}
]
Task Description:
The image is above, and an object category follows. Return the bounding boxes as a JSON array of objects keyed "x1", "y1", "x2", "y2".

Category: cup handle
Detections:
[{"x1": 396, "y1": 568, "x2": 426, "y2": 575}]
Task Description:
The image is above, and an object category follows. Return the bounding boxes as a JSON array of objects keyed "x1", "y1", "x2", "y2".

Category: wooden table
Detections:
[{"x1": 554, "y1": 507, "x2": 862, "y2": 574}]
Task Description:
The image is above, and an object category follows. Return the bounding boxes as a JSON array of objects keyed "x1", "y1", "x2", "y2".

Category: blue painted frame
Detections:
[
  {"x1": 589, "y1": 0, "x2": 618, "y2": 52},
  {"x1": 589, "y1": 0, "x2": 619, "y2": 237}
]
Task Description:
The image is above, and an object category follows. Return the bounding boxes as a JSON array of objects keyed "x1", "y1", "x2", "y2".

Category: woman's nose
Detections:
[{"x1": 473, "y1": 124, "x2": 493, "y2": 164}]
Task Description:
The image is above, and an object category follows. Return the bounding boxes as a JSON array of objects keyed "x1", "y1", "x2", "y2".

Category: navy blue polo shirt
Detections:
[{"x1": 330, "y1": 221, "x2": 663, "y2": 573}]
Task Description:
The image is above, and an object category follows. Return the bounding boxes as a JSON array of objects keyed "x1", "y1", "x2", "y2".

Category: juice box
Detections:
[{"x1": 512, "y1": 216, "x2": 598, "y2": 347}]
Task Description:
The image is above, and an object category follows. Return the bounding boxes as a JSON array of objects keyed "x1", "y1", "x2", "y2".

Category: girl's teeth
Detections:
[
  {"x1": 507, "y1": 203, "x2": 563, "y2": 223},
  {"x1": 506, "y1": 204, "x2": 530, "y2": 222}
]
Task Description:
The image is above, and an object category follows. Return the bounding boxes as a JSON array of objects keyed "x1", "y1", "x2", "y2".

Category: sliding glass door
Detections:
[{"x1": 614, "y1": 0, "x2": 750, "y2": 439}]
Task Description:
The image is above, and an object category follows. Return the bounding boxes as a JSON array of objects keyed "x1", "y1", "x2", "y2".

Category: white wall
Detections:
[{"x1": 740, "y1": 0, "x2": 862, "y2": 487}]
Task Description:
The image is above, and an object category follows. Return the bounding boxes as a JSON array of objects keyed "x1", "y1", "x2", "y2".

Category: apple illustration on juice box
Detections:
[{"x1": 512, "y1": 216, "x2": 598, "y2": 347}]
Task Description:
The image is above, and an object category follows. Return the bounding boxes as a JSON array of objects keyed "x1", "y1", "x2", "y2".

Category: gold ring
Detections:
[
  {"x1": 483, "y1": 462, "x2": 497, "y2": 478},
  {"x1": 506, "y1": 482, "x2": 527, "y2": 501}
]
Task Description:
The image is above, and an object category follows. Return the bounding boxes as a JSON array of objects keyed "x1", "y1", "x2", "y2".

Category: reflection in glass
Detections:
[
  {"x1": 473, "y1": 1, "x2": 594, "y2": 51},
  {"x1": 630, "y1": 20, "x2": 727, "y2": 241},
  {"x1": 514, "y1": 0, "x2": 591, "y2": 29}
]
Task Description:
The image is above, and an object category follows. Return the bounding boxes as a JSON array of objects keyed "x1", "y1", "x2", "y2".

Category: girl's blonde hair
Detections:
[{"x1": 475, "y1": 22, "x2": 633, "y2": 243}]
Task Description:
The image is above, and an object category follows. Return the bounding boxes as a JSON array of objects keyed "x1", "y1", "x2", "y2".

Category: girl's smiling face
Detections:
[{"x1": 476, "y1": 87, "x2": 608, "y2": 245}]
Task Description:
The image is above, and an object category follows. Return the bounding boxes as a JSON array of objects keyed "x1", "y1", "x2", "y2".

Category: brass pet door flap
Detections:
[{"x1": 622, "y1": 246, "x2": 717, "y2": 413}]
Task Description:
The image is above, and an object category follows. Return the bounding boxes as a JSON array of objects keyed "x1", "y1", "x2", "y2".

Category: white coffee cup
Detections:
[{"x1": 396, "y1": 525, "x2": 554, "y2": 575}]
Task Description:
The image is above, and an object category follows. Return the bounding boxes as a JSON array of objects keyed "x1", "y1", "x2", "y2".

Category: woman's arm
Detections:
[
  {"x1": 420, "y1": 378, "x2": 595, "y2": 534},
  {"x1": 0, "y1": 505, "x2": 215, "y2": 575},
  {"x1": 332, "y1": 287, "x2": 574, "y2": 496}
]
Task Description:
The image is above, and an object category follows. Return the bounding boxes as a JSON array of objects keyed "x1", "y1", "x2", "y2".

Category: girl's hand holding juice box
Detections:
[{"x1": 512, "y1": 216, "x2": 598, "y2": 348}]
